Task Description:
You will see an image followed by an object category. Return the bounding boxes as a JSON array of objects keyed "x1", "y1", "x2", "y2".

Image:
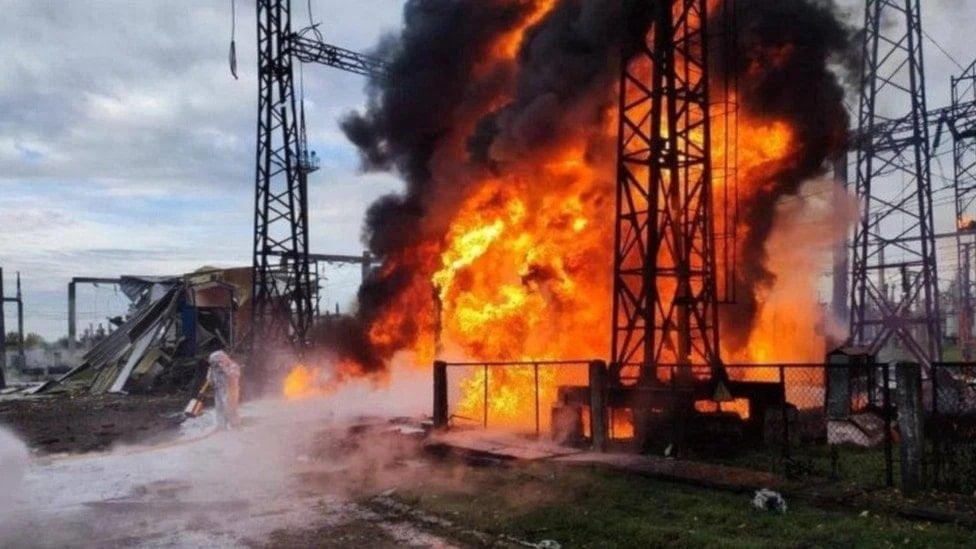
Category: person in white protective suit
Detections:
[{"x1": 208, "y1": 350, "x2": 242, "y2": 429}]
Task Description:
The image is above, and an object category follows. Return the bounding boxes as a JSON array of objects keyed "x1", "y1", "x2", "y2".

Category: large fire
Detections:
[{"x1": 285, "y1": 0, "x2": 851, "y2": 434}]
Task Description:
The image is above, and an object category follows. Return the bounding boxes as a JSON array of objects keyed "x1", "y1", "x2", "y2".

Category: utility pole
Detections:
[
  {"x1": 831, "y1": 154, "x2": 850, "y2": 327},
  {"x1": 611, "y1": 0, "x2": 721, "y2": 380},
  {"x1": 851, "y1": 0, "x2": 941, "y2": 365},
  {"x1": 961, "y1": 243, "x2": 974, "y2": 359},
  {"x1": 15, "y1": 272, "x2": 24, "y2": 367}
]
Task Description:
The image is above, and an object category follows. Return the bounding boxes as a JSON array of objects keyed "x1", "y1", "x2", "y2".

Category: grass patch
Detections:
[
  {"x1": 261, "y1": 519, "x2": 404, "y2": 548},
  {"x1": 704, "y1": 445, "x2": 893, "y2": 486},
  {"x1": 392, "y1": 461, "x2": 973, "y2": 548}
]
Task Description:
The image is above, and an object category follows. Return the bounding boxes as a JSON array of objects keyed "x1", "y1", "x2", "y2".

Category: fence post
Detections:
[
  {"x1": 780, "y1": 365, "x2": 790, "y2": 462},
  {"x1": 883, "y1": 363, "x2": 894, "y2": 487},
  {"x1": 589, "y1": 360, "x2": 608, "y2": 452},
  {"x1": 931, "y1": 364, "x2": 941, "y2": 487},
  {"x1": 895, "y1": 362, "x2": 924, "y2": 494},
  {"x1": 433, "y1": 361, "x2": 448, "y2": 429},
  {"x1": 534, "y1": 363, "x2": 540, "y2": 437}
]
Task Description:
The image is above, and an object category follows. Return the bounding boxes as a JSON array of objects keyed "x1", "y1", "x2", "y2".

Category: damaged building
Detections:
[{"x1": 43, "y1": 268, "x2": 252, "y2": 395}]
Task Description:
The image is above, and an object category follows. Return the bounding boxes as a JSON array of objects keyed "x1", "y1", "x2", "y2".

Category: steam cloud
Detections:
[
  {"x1": 323, "y1": 0, "x2": 856, "y2": 370},
  {"x1": 0, "y1": 427, "x2": 29, "y2": 516}
]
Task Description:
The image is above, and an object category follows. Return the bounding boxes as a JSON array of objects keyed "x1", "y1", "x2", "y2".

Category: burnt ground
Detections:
[{"x1": 0, "y1": 393, "x2": 189, "y2": 455}]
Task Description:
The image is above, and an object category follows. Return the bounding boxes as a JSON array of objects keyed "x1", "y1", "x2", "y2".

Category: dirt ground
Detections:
[
  {"x1": 0, "y1": 393, "x2": 189, "y2": 454},
  {"x1": 3, "y1": 399, "x2": 459, "y2": 548}
]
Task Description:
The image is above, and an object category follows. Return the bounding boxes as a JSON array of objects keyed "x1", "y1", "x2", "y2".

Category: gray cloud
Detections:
[{"x1": 0, "y1": 1, "x2": 406, "y2": 338}]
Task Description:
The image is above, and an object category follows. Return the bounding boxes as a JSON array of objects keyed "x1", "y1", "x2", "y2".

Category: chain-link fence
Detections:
[
  {"x1": 687, "y1": 362, "x2": 976, "y2": 494},
  {"x1": 927, "y1": 363, "x2": 976, "y2": 493},
  {"x1": 430, "y1": 359, "x2": 976, "y2": 493},
  {"x1": 627, "y1": 363, "x2": 896, "y2": 487}
]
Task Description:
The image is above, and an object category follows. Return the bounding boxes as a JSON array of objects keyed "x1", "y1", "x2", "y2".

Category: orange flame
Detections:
[
  {"x1": 611, "y1": 409, "x2": 635, "y2": 439},
  {"x1": 283, "y1": 364, "x2": 327, "y2": 400},
  {"x1": 341, "y1": 0, "x2": 839, "y2": 430},
  {"x1": 695, "y1": 398, "x2": 751, "y2": 420},
  {"x1": 282, "y1": 360, "x2": 368, "y2": 400}
]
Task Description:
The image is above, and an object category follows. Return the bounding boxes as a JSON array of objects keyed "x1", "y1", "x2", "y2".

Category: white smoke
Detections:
[
  {"x1": 754, "y1": 176, "x2": 859, "y2": 360},
  {"x1": 0, "y1": 427, "x2": 29, "y2": 516}
]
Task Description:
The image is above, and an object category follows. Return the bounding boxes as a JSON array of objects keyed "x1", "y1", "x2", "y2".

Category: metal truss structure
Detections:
[
  {"x1": 851, "y1": 0, "x2": 941, "y2": 365},
  {"x1": 252, "y1": 0, "x2": 314, "y2": 370},
  {"x1": 947, "y1": 61, "x2": 976, "y2": 359},
  {"x1": 250, "y1": 0, "x2": 384, "y2": 378},
  {"x1": 611, "y1": 0, "x2": 721, "y2": 382}
]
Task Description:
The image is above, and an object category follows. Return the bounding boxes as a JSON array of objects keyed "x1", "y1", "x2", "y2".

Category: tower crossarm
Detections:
[{"x1": 290, "y1": 33, "x2": 388, "y2": 77}]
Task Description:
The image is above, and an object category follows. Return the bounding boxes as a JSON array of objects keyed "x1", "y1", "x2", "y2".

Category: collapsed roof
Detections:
[{"x1": 47, "y1": 268, "x2": 251, "y2": 395}]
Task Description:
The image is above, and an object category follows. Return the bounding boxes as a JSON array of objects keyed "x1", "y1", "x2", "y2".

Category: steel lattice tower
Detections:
[
  {"x1": 252, "y1": 0, "x2": 315, "y2": 370},
  {"x1": 950, "y1": 61, "x2": 976, "y2": 359},
  {"x1": 851, "y1": 0, "x2": 941, "y2": 365},
  {"x1": 248, "y1": 1, "x2": 385, "y2": 381},
  {"x1": 611, "y1": 0, "x2": 721, "y2": 382}
]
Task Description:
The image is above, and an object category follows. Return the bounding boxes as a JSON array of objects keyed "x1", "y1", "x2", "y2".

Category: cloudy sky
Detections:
[
  {"x1": 1, "y1": 0, "x2": 975, "y2": 340},
  {"x1": 0, "y1": 1, "x2": 405, "y2": 339}
]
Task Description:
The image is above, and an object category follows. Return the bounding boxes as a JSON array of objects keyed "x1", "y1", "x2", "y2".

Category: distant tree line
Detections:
[{"x1": 4, "y1": 332, "x2": 71, "y2": 350}]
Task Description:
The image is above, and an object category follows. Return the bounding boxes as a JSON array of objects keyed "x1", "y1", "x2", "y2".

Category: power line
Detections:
[{"x1": 923, "y1": 28, "x2": 964, "y2": 71}]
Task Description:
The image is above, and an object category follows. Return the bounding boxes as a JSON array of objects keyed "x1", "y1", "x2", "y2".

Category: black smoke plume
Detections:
[
  {"x1": 711, "y1": 0, "x2": 856, "y2": 351},
  {"x1": 327, "y1": 0, "x2": 652, "y2": 370},
  {"x1": 320, "y1": 0, "x2": 856, "y2": 370}
]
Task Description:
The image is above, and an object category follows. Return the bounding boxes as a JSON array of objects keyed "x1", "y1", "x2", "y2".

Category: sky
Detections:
[
  {"x1": 1, "y1": 0, "x2": 975, "y2": 341},
  {"x1": 0, "y1": 0, "x2": 405, "y2": 339}
]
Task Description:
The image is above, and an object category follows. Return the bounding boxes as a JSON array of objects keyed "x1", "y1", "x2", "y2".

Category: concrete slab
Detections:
[{"x1": 427, "y1": 430, "x2": 584, "y2": 461}]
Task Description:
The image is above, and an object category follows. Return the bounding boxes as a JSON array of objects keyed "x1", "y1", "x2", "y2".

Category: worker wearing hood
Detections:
[{"x1": 207, "y1": 350, "x2": 242, "y2": 429}]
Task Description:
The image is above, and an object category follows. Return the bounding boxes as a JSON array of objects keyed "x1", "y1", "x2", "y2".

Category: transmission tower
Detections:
[
  {"x1": 611, "y1": 0, "x2": 721, "y2": 382},
  {"x1": 851, "y1": 0, "x2": 941, "y2": 365},
  {"x1": 249, "y1": 0, "x2": 385, "y2": 380},
  {"x1": 252, "y1": 0, "x2": 314, "y2": 370},
  {"x1": 949, "y1": 61, "x2": 976, "y2": 359}
]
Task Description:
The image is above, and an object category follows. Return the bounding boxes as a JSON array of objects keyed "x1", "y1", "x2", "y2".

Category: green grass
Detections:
[
  {"x1": 260, "y1": 518, "x2": 404, "y2": 548},
  {"x1": 391, "y1": 462, "x2": 973, "y2": 548},
  {"x1": 704, "y1": 445, "x2": 893, "y2": 487}
]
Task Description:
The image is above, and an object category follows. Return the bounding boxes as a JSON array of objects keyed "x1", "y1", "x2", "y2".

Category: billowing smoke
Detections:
[
  {"x1": 333, "y1": 0, "x2": 539, "y2": 374},
  {"x1": 319, "y1": 0, "x2": 856, "y2": 372},
  {"x1": 330, "y1": 0, "x2": 652, "y2": 371},
  {"x1": 712, "y1": 0, "x2": 855, "y2": 351}
]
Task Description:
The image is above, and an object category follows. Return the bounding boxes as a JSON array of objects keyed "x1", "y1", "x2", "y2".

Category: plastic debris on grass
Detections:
[{"x1": 752, "y1": 488, "x2": 788, "y2": 514}]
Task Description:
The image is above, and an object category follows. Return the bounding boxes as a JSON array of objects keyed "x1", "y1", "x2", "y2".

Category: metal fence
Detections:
[
  {"x1": 432, "y1": 359, "x2": 595, "y2": 436},
  {"x1": 712, "y1": 362, "x2": 976, "y2": 494},
  {"x1": 617, "y1": 363, "x2": 898, "y2": 488},
  {"x1": 927, "y1": 362, "x2": 976, "y2": 493},
  {"x1": 429, "y1": 359, "x2": 976, "y2": 493}
]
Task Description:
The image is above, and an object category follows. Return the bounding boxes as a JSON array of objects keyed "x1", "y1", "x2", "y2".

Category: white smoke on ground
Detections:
[
  {"x1": 306, "y1": 358, "x2": 432, "y2": 417},
  {"x1": 0, "y1": 427, "x2": 29, "y2": 518},
  {"x1": 282, "y1": 349, "x2": 434, "y2": 416},
  {"x1": 0, "y1": 369, "x2": 448, "y2": 546}
]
